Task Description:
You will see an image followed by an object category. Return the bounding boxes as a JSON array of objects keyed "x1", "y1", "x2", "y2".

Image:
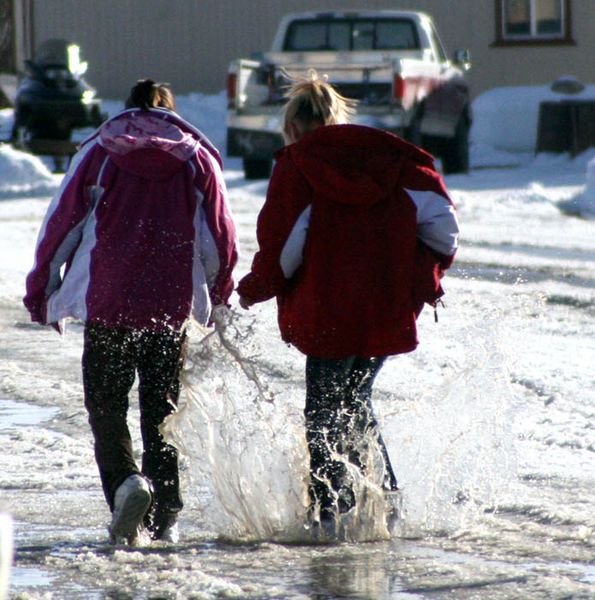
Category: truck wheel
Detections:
[
  {"x1": 406, "y1": 111, "x2": 423, "y2": 148},
  {"x1": 243, "y1": 158, "x2": 272, "y2": 180},
  {"x1": 441, "y1": 116, "x2": 470, "y2": 174}
]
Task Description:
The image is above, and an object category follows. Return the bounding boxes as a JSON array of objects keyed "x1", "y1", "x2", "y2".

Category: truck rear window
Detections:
[{"x1": 283, "y1": 18, "x2": 420, "y2": 51}]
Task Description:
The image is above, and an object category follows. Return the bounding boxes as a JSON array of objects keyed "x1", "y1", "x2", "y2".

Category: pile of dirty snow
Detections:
[
  {"x1": 0, "y1": 143, "x2": 59, "y2": 197},
  {"x1": 559, "y1": 156, "x2": 595, "y2": 218}
]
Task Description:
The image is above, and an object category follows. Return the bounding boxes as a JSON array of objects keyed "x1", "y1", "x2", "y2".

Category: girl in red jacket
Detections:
[{"x1": 238, "y1": 74, "x2": 459, "y2": 533}]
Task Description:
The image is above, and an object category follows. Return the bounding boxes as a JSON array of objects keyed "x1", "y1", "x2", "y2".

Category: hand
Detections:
[
  {"x1": 210, "y1": 304, "x2": 231, "y2": 329},
  {"x1": 239, "y1": 296, "x2": 253, "y2": 310}
]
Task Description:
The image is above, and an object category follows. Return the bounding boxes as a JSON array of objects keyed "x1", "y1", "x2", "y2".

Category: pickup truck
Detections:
[{"x1": 226, "y1": 10, "x2": 472, "y2": 179}]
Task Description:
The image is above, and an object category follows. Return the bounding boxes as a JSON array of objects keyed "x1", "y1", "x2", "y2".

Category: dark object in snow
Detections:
[
  {"x1": 537, "y1": 99, "x2": 595, "y2": 157},
  {"x1": 551, "y1": 76, "x2": 585, "y2": 95},
  {"x1": 11, "y1": 39, "x2": 107, "y2": 171}
]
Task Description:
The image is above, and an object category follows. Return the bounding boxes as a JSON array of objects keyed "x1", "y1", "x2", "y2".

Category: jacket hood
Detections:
[
  {"x1": 278, "y1": 124, "x2": 436, "y2": 206},
  {"x1": 98, "y1": 109, "x2": 203, "y2": 180}
]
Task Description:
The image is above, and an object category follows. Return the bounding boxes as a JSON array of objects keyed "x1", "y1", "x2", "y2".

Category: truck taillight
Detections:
[
  {"x1": 393, "y1": 74, "x2": 406, "y2": 101},
  {"x1": 227, "y1": 73, "x2": 237, "y2": 108}
]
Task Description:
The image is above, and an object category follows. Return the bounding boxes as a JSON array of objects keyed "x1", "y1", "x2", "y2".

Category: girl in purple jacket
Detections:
[{"x1": 24, "y1": 79, "x2": 238, "y2": 544}]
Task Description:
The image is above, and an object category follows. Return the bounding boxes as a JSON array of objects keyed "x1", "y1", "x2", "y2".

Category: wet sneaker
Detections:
[
  {"x1": 310, "y1": 507, "x2": 358, "y2": 543},
  {"x1": 310, "y1": 513, "x2": 337, "y2": 542},
  {"x1": 115, "y1": 524, "x2": 151, "y2": 547},
  {"x1": 145, "y1": 510, "x2": 179, "y2": 543},
  {"x1": 109, "y1": 475, "x2": 152, "y2": 545},
  {"x1": 157, "y1": 522, "x2": 179, "y2": 544}
]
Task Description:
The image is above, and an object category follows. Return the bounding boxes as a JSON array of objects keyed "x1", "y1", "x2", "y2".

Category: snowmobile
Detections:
[{"x1": 11, "y1": 39, "x2": 106, "y2": 171}]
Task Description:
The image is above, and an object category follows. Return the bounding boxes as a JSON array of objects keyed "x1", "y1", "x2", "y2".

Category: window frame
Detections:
[{"x1": 493, "y1": 0, "x2": 575, "y2": 46}]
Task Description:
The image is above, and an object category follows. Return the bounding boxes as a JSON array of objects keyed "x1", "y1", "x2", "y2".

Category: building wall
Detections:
[
  {"x1": 27, "y1": 0, "x2": 594, "y2": 101},
  {"x1": 0, "y1": 0, "x2": 15, "y2": 72},
  {"x1": 448, "y1": 0, "x2": 595, "y2": 94}
]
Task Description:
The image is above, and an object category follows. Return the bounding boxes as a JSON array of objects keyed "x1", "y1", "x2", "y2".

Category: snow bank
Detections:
[
  {"x1": 0, "y1": 91, "x2": 229, "y2": 199},
  {"x1": 558, "y1": 156, "x2": 595, "y2": 218},
  {"x1": 0, "y1": 108, "x2": 13, "y2": 140},
  {"x1": 2, "y1": 83, "x2": 595, "y2": 194},
  {"x1": 581, "y1": 158, "x2": 595, "y2": 214},
  {"x1": 176, "y1": 91, "x2": 228, "y2": 154},
  {"x1": 469, "y1": 140, "x2": 533, "y2": 169},
  {"x1": 471, "y1": 82, "x2": 595, "y2": 155},
  {"x1": 0, "y1": 143, "x2": 59, "y2": 197}
]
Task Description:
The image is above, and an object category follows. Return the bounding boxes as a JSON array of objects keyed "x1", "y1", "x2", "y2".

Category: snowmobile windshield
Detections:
[{"x1": 32, "y1": 39, "x2": 88, "y2": 78}]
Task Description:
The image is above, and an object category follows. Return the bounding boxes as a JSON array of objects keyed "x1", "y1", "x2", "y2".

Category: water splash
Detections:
[
  {"x1": 162, "y1": 304, "x2": 518, "y2": 544},
  {"x1": 161, "y1": 314, "x2": 309, "y2": 542},
  {"x1": 389, "y1": 303, "x2": 519, "y2": 538},
  {"x1": 161, "y1": 313, "x2": 397, "y2": 543}
]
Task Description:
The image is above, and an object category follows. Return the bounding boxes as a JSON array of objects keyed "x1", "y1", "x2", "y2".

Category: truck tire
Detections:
[
  {"x1": 243, "y1": 158, "x2": 272, "y2": 180},
  {"x1": 406, "y1": 110, "x2": 423, "y2": 148},
  {"x1": 441, "y1": 116, "x2": 470, "y2": 174}
]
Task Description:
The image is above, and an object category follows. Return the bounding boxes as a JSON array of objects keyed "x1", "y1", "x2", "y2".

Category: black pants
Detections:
[
  {"x1": 304, "y1": 356, "x2": 398, "y2": 519},
  {"x1": 82, "y1": 324, "x2": 185, "y2": 534}
]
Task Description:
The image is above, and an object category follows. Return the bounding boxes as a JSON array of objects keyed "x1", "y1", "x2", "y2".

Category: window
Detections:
[
  {"x1": 283, "y1": 18, "x2": 420, "y2": 52},
  {"x1": 352, "y1": 21, "x2": 375, "y2": 51},
  {"x1": 494, "y1": 0, "x2": 574, "y2": 45},
  {"x1": 376, "y1": 21, "x2": 419, "y2": 51}
]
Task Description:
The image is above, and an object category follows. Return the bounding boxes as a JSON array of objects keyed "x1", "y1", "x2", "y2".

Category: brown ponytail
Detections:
[{"x1": 125, "y1": 78, "x2": 176, "y2": 111}]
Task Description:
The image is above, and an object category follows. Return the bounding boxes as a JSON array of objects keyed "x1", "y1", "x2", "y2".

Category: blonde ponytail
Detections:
[{"x1": 282, "y1": 70, "x2": 356, "y2": 141}]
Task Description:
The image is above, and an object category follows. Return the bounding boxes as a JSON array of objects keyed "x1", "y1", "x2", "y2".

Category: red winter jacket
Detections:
[{"x1": 237, "y1": 124, "x2": 459, "y2": 359}]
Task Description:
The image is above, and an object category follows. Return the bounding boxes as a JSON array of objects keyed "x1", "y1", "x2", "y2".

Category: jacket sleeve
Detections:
[
  {"x1": 401, "y1": 163, "x2": 459, "y2": 313},
  {"x1": 237, "y1": 156, "x2": 312, "y2": 304},
  {"x1": 195, "y1": 150, "x2": 238, "y2": 306},
  {"x1": 402, "y1": 165, "x2": 459, "y2": 269},
  {"x1": 23, "y1": 146, "x2": 98, "y2": 324}
]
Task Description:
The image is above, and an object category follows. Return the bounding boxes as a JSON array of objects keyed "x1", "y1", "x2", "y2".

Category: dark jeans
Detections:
[
  {"x1": 82, "y1": 323, "x2": 185, "y2": 535},
  {"x1": 304, "y1": 356, "x2": 398, "y2": 519}
]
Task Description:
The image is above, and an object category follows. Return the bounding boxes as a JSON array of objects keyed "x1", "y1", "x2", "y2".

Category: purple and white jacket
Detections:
[{"x1": 24, "y1": 108, "x2": 238, "y2": 332}]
